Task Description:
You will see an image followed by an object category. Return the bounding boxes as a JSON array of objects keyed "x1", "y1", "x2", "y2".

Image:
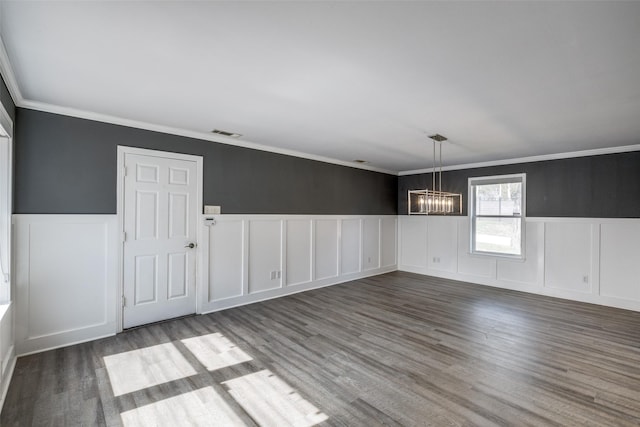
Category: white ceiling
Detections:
[{"x1": 1, "y1": 1, "x2": 640, "y2": 173}]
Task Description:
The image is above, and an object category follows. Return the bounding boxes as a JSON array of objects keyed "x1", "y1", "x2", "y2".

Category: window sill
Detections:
[{"x1": 468, "y1": 251, "x2": 526, "y2": 262}]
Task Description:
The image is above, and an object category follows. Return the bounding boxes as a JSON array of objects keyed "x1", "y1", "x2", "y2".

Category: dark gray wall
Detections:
[
  {"x1": 0, "y1": 74, "x2": 15, "y2": 123},
  {"x1": 14, "y1": 108, "x2": 397, "y2": 215},
  {"x1": 399, "y1": 151, "x2": 640, "y2": 218}
]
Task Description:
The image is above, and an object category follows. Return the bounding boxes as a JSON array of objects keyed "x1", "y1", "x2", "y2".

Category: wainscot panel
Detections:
[
  {"x1": 285, "y1": 220, "x2": 313, "y2": 286},
  {"x1": 14, "y1": 215, "x2": 118, "y2": 355},
  {"x1": 315, "y1": 220, "x2": 339, "y2": 280},
  {"x1": 599, "y1": 222, "x2": 640, "y2": 302},
  {"x1": 340, "y1": 219, "x2": 362, "y2": 275},
  {"x1": 199, "y1": 215, "x2": 398, "y2": 314},
  {"x1": 398, "y1": 216, "x2": 640, "y2": 312}
]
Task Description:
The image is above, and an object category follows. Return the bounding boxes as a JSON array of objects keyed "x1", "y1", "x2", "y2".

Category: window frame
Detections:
[
  {"x1": 0, "y1": 103, "x2": 13, "y2": 304},
  {"x1": 469, "y1": 173, "x2": 526, "y2": 259}
]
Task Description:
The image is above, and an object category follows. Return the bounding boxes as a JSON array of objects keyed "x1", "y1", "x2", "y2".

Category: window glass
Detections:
[
  {"x1": 475, "y1": 182, "x2": 522, "y2": 216},
  {"x1": 474, "y1": 217, "x2": 522, "y2": 255}
]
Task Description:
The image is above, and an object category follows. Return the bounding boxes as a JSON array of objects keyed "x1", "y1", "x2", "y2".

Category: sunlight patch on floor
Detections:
[
  {"x1": 120, "y1": 386, "x2": 246, "y2": 426},
  {"x1": 223, "y1": 369, "x2": 328, "y2": 427},
  {"x1": 104, "y1": 342, "x2": 196, "y2": 396},
  {"x1": 181, "y1": 332, "x2": 252, "y2": 371}
]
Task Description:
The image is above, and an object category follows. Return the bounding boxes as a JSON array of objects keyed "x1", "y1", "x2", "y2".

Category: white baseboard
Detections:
[
  {"x1": 399, "y1": 265, "x2": 640, "y2": 313},
  {"x1": 201, "y1": 265, "x2": 397, "y2": 314},
  {"x1": 16, "y1": 325, "x2": 117, "y2": 357}
]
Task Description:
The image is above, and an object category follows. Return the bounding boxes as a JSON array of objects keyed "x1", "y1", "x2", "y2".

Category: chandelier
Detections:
[{"x1": 408, "y1": 134, "x2": 462, "y2": 215}]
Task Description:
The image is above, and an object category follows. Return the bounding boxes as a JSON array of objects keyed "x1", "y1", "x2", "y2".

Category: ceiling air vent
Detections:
[{"x1": 211, "y1": 129, "x2": 242, "y2": 138}]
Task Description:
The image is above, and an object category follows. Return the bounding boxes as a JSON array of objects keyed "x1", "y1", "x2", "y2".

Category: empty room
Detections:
[{"x1": 0, "y1": 1, "x2": 639, "y2": 426}]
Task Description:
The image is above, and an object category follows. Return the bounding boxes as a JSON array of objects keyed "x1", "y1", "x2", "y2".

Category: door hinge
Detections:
[
  {"x1": 123, "y1": 166, "x2": 128, "y2": 177},
  {"x1": 122, "y1": 231, "x2": 126, "y2": 242},
  {"x1": 122, "y1": 295, "x2": 126, "y2": 307}
]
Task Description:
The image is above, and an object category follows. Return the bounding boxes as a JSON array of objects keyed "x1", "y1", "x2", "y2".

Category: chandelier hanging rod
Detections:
[{"x1": 407, "y1": 133, "x2": 462, "y2": 215}]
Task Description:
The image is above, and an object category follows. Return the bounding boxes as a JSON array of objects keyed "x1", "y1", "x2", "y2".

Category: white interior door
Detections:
[{"x1": 122, "y1": 150, "x2": 200, "y2": 328}]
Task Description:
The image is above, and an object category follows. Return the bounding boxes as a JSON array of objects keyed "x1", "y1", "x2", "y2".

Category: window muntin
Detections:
[{"x1": 470, "y1": 174, "x2": 525, "y2": 258}]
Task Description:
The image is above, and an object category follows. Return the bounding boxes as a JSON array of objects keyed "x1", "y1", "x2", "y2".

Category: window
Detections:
[
  {"x1": 0, "y1": 106, "x2": 12, "y2": 304},
  {"x1": 469, "y1": 173, "x2": 525, "y2": 258}
]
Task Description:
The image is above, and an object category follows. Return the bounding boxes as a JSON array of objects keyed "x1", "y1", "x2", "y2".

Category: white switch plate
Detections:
[{"x1": 204, "y1": 205, "x2": 221, "y2": 214}]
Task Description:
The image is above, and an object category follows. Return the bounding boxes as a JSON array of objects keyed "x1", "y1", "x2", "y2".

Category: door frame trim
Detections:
[{"x1": 116, "y1": 146, "x2": 204, "y2": 332}]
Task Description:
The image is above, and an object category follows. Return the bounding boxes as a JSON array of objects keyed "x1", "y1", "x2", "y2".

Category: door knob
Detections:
[{"x1": 185, "y1": 243, "x2": 196, "y2": 249}]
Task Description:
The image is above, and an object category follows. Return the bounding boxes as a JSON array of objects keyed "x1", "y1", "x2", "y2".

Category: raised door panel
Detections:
[
  {"x1": 135, "y1": 191, "x2": 159, "y2": 240},
  {"x1": 209, "y1": 220, "x2": 244, "y2": 302},
  {"x1": 286, "y1": 220, "x2": 312, "y2": 286},
  {"x1": 315, "y1": 220, "x2": 339, "y2": 280},
  {"x1": 168, "y1": 167, "x2": 189, "y2": 185},
  {"x1": 134, "y1": 255, "x2": 158, "y2": 305},
  {"x1": 136, "y1": 163, "x2": 159, "y2": 183},
  {"x1": 600, "y1": 223, "x2": 640, "y2": 301},
  {"x1": 362, "y1": 218, "x2": 380, "y2": 271},
  {"x1": 427, "y1": 216, "x2": 457, "y2": 273},
  {"x1": 399, "y1": 217, "x2": 427, "y2": 269},
  {"x1": 341, "y1": 219, "x2": 361, "y2": 275},
  {"x1": 544, "y1": 222, "x2": 592, "y2": 293},
  {"x1": 167, "y1": 253, "x2": 188, "y2": 299},
  {"x1": 380, "y1": 217, "x2": 397, "y2": 268},
  {"x1": 168, "y1": 193, "x2": 189, "y2": 239},
  {"x1": 248, "y1": 220, "x2": 282, "y2": 294}
]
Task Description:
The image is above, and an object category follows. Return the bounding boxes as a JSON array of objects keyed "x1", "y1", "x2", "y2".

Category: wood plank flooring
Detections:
[{"x1": 2, "y1": 271, "x2": 640, "y2": 426}]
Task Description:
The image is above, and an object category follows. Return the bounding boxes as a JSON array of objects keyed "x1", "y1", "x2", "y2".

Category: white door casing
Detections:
[{"x1": 119, "y1": 147, "x2": 202, "y2": 329}]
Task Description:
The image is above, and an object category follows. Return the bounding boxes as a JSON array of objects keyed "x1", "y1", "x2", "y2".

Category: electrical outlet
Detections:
[
  {"x1": 583, "y1": 275, "x2": 589, "y2": 283},
  {"x1": 277, "y1": 271, "x2": 281, "y2": 279},
  {"x1": 270, "y1": 271, "x2": 276, "y2": 280}
]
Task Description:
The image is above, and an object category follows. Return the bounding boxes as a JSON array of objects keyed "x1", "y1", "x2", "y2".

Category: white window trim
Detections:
[
  {"x1": 469, "y1": 173, "x2": 526, "y2": 259},
  {"x1": 0, "y1": 102, "x2": 13, "y2": 304}
]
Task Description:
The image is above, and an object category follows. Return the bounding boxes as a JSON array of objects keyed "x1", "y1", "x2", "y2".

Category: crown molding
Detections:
[
  {"x1": 17, "y1": 95, "x2": 640, "y2": 178},
  {"x1": 398, "y1": 144, "x2": 640, "y2": 176},
  {"x1": 19, "y1": 99, "x2": 397, "y2": 175},
  {"x1": 0, "y1": 35, "x2": 23, "y2": 106},
  {"x1": 0, "y1": 33, "x2": 396, "y2": 175},
  {"x1": 4, "y1": 34, "x2": 638, "y2": 178}
]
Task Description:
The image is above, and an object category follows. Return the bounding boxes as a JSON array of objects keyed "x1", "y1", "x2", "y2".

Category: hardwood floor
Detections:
[{"x1": 2, "y1": 271, "x2": 640, "y2": 426}]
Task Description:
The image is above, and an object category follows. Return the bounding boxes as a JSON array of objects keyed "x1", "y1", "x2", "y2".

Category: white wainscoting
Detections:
[
  {"x1": 14, "y1": 215, "x2": 118, "y2": 355},
  {"x1": 398, "y1": 216, "x2": 640, "y2": 312},
  {"x1": 199, "y1": 215, "x2": 397, "y2": 313},
  {"x1": 11, "y1": 214, "x2": 396, "y2": 356}
]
